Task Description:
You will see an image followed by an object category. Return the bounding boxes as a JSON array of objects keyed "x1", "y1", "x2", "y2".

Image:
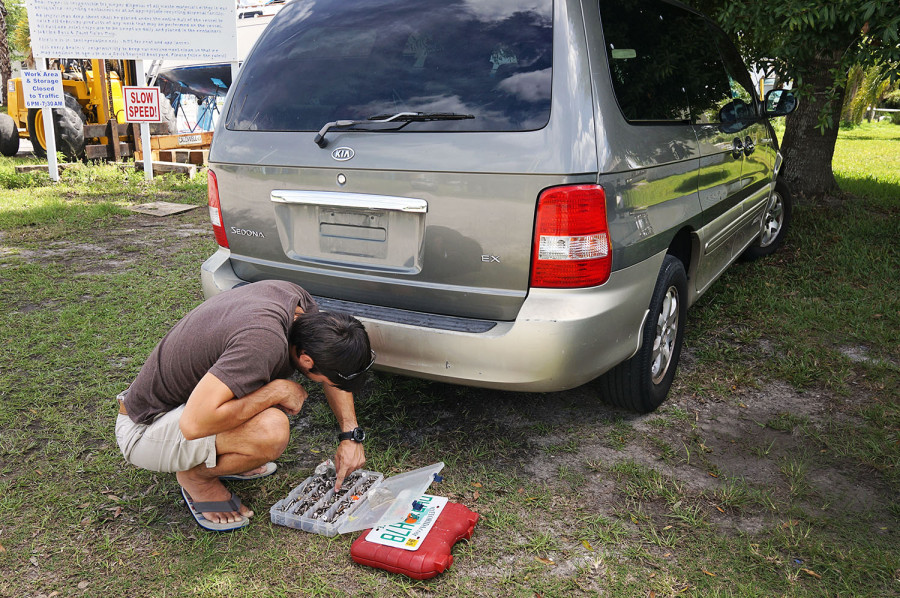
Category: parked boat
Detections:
[
  {"x1": 237, "y1": 0, "x2": 285, "y2": 19},
  {"x1": 156, "y1": 4, "x2": 282, "y2": 130}
]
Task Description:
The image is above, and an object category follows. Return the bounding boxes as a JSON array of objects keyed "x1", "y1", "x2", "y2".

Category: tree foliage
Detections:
[
  {"x1": 0, "y1": 0, "x2": 29, "y2": 106},
  {"x1": 5, "y1": 0, "x2": 28, "y2": 64},
  {"x1": 710, "y1": 0, "x2": 898, "y2": 129},
  {"x1": 689, "y1": 0, "x2": 900, "y2": 198}
]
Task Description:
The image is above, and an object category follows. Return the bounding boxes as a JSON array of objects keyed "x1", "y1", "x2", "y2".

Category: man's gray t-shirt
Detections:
[{"x1": 124, "y1": 280, "x2": 317, "y2": 425}]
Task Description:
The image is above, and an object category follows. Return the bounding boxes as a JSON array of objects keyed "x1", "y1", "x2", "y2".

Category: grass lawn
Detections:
[
  {"x1": 833, "y1": 121, "x2": 900, "y2": 203},
  {"x1": 0, "y1": 122, "x2": 897, "y2": 597}
]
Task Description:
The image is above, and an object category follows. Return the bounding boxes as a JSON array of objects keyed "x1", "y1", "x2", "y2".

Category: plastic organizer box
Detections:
[
  {"x1": 270, "y1": 469, "x2": 383, "y2": 536},
  {"x1": 270, "y1": 462, "x2": 444, "y2": 537}
]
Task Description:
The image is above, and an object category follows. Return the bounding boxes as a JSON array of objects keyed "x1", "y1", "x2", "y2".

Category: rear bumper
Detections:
[{"x1": 201, "y1": 248, "x2": 663, "y2": 392}]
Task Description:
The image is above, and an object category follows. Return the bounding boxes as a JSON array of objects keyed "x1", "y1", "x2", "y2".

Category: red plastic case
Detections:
[{"x1": 351, "y1": 502, "x2": 479, "y2": 579}]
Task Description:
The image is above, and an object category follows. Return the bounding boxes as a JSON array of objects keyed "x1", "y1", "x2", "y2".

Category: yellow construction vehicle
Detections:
[{"x1": 0, "y1": 59, "x2": 174, "y2": 160}]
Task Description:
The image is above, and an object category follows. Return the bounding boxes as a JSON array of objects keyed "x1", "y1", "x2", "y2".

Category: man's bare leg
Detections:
[{"x1": 177, "y1": 407, "x2": 290, "y2": 524}]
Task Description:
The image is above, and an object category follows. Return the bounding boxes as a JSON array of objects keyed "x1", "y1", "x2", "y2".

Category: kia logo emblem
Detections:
[{"x1": 331, "y1": 147, "x2": 355, "y2": 161}]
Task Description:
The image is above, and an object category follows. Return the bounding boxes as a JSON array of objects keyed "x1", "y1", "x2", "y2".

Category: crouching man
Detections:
[{"x1": 115, "y1": 280, "x2": 374, "y2": 531}]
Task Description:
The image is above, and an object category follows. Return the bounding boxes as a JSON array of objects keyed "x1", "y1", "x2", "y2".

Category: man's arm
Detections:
[
  {"x1": 323, "y1": 384, "x2": 366, "y2": 490},
  {"x1": 180, "y1": 373, "x2": 307, "y2": 440}
]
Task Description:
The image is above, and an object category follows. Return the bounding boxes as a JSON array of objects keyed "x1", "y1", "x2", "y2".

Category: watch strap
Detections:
[{"x1": 337, "y1": 427, "x2": 365, "y2": 442}]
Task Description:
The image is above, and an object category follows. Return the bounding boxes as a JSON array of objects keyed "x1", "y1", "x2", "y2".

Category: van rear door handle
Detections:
[
  {"x1": 743, "y1": 135, "x2": 755, "y2": 156},
  {"x1": 731, "y1": 138, "x2": 744, "y2": 159}
]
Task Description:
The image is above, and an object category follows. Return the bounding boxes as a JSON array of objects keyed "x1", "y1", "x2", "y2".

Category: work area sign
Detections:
[
  {"x1": 21, "y1": 70, "x2": 64, "y2": 108},
  {"x1": 123, "y1": 86, "x2": 162, "y2": 122}
]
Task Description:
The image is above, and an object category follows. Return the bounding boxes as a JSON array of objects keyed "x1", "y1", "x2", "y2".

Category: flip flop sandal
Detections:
[
  {"x1": 220, "y1": 461, "x2": 278, "y2": 481},
  {"x1": 181, "y1": 487, "x2": 250, "y2": 532}
]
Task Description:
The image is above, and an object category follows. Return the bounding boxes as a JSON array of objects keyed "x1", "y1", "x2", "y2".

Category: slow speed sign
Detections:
[{"x1": 123, "y1": 86, "x2": 162, "y2": 122}]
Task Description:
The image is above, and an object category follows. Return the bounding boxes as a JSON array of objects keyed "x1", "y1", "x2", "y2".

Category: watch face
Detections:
[{"x1": 339, "y1": 427, "x2": 365, "y2": 442}]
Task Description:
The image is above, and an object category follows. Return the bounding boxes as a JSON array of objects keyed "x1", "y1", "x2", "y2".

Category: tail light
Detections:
[
  {"x1": 207, "y1": 169, "x2": 229, "y2": 248},
  {"x1": 531, "y1": 184, "x2": 611, "y2": 288}
]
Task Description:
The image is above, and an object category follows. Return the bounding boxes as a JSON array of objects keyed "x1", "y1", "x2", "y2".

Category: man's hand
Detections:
[
  {"x1": 319, "y1": 383, "x2": 365, "y2": 490},
  {"x1": 275, "y1": 380, "x2": 307, "y2": 415},
  {"x1": 333, "y1": 440, "x2": 365, "y2": 491}
]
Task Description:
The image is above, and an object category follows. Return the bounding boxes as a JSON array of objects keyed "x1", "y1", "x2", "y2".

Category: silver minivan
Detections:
[{"x1": 202, "y1": 0, "x2": 797, "y2": 412}]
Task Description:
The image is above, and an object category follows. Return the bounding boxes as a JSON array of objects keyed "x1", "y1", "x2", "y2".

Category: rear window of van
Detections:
[{"x1": 225, "y1": 0, "x2": 553, "y2": 133}]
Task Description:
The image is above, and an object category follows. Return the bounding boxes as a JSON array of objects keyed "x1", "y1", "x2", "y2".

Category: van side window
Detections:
[
  {"x1": 709, "y1": 25, "x2": 760, "y2": 121},
  {"x1": 684, "y1": 23, "x2": 759, "y2": 132},
  {"x1": 598, "y1": 0, "x2": 741, "y2": 127},
  {"x1": 599, "y1": 0, "x2": 697, "y2": 122}
]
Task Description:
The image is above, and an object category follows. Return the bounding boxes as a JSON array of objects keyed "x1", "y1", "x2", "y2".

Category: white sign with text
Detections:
[
  {"x1": 26, "y1": 0, "x2": 237, "y2": 61},
  {"x1": 123, "y1": 86, "x2": 162, "y2": 122},
  {"x1": 22, "y1": 70, "x2": 64, "y2": 108}
]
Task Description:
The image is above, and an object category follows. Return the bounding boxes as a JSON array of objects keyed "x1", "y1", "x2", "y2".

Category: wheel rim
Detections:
[
  {"x1": 34, "y1": 109, "x2": 47, "y2": 150},
  {"x1": 651, "y1": 286, "x2": 679, "y2": 384},
  {"x1": 759, "y1": 191, "x2": 784, "y2": 248}
]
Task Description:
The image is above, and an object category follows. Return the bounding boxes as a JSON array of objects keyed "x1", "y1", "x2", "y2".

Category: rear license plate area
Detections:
[{"x1": 271, "y1": 190, "x2": 427, "y2": 273}]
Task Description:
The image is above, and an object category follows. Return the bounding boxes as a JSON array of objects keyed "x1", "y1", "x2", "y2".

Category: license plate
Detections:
[{"x1": 364, "y1": 495, "x2": 448, "y2": 551}]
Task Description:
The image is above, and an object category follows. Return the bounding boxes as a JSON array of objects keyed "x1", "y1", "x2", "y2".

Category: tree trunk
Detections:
[
  {"x1": 0, "y1": 1, "x2": 8, "y2": 107},
  {"x1": 780, "y1": 51, "x2": 846, "y2": 199}
]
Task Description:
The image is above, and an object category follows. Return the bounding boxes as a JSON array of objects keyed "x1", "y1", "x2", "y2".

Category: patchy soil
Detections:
[
  {"x1": 4, "y1": 206, "x2": 897, "y2": 596},
  {"x1": 0, "y1": 209, "x2": 209, "y2": 279},
  {"x1": 8, "y1": 206, "x2": 889, "y2": 533}
]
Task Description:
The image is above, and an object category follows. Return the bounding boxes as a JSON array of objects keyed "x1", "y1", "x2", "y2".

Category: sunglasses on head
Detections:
[{"x1": 337, "y1": 349, "x2": 377, "y2": 381}]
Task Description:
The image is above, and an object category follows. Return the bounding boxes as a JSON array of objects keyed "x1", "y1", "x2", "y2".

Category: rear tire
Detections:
[
  {"x1": 0, "y1": 113, "x2": 20, "y2": 156},
  {"x1": 741, "y1": 178, "x2": 792, "y2": 261},
  {"x1": 599, "y1": 255, "x2": 687, "y2": 413},
  {"x1": 27, "y1": 92, "x2": 86, "y2": 161}
]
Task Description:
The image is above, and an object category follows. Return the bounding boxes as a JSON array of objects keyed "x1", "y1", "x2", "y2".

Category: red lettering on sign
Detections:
[{"x1": 123, "y1": 86, "x2": 161, "y2": 122}]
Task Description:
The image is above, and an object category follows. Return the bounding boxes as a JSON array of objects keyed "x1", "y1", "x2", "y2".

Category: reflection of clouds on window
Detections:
[
  {"x1": 514, "y1": 113, "x2": 552, "y2": 130},
  {"x1": 461, "y1": 0, "x2": 551, "y2": 22},
  {"x1": 275, "y1": 1, "x2": 313, "y2": 27},
  {"x1": 497, "y1": 68, "x2": 551, "y2": 102},
  {"x1": 228, "y1": 0, "x2": 553, "y2": 132},
  {"x1": 284, "y1": 28, "x2": 378, "y2": 60}
]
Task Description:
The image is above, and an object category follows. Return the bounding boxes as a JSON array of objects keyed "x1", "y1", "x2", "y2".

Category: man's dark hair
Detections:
[{"x1": 288, "y1": 311, "x2": 372, "y2": 394}]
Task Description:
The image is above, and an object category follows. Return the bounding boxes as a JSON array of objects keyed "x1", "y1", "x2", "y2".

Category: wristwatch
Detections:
[{"x1": 337, "y1": 427, "x2": 366, "y2": 443}]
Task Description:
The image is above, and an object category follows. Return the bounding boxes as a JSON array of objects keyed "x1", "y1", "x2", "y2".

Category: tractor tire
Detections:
[
  {"x1": 150, "y1": 94, "x2": 178, "y2": 135},
  {"x1": 27, "y1": 92, "x2": 87, "y2": 161},
  {"x1": 0, "y1": 113, "x2": 20, "y2": 157}
]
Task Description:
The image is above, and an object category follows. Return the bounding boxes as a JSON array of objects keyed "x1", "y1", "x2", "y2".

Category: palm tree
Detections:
[{"x1": 842, "y1": 63, "x2": 897, "y2": 125}]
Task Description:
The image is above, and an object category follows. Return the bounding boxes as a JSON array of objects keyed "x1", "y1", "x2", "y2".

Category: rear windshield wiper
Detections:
[{"x1": 314, "y1": 111, "x2": 474, "y2": 147}]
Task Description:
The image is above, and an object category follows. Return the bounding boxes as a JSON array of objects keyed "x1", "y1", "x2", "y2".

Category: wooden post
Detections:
[{"x1": 106, "y1": 120, "x2": 121, "y2": 162}]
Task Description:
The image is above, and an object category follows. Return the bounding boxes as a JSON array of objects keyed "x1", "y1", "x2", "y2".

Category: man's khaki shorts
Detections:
[{"x1": 115, "y1": 391, "x2": 217, "y2": 472}]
